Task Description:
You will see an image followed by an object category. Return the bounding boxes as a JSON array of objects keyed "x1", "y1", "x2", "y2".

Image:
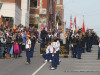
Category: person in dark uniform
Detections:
[
  {"x1": 93, "y1": 33, "x2": 97, "y2": 45},
  {"x1": 86, "y1": 31, "x2": 92, "y2": 52},
  {"x1": 64, "y1": 32, "x2": 70, "y2": 58},
  {"x1": 82, "y1": 32, "x2": 86, "y2": 53},
  {"x1": 77, "y1": 34, "x2": 83, "y2": 59},
  {"x1": 71, "y1": 32, "x2": 78, "y2": 58},
  {"x1": 91, "y1": 29, "x2": 95, "y2": 46},
  {"x1": 85, "y1": 30, "x2": 88, "y2": 51}
]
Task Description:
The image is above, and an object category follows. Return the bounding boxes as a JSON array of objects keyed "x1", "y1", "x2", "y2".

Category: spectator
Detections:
[{"x1": 40, "y1": 27, "x2": 48, "y2": 43}]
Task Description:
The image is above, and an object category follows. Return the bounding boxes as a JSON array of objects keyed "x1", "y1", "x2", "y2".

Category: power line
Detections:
[{"x1": 64, "y1": 6, "x2": 100, "y2": 16}]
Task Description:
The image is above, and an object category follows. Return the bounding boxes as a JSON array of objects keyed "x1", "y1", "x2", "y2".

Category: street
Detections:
[{"x1": 0, "y1": 44, "x2": 100, "y2": 75}]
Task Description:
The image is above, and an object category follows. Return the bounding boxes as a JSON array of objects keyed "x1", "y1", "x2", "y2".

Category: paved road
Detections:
[{"x1": 0, "y1": 44, "x2": 100, "y2": 75}]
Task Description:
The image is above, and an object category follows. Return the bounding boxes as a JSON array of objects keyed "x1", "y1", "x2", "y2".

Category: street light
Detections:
[
  {"x1": 0, "y1": 1, "x2": 3, "y2": 10},
  {"x1": 37, "y1": 16, "x2": 40, "y2": 31}
]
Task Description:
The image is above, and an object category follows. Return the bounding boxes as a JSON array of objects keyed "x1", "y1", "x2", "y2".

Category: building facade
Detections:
[
  {"x1": 30, "y1": 0, "x2": 64, "y2": 30},
  {"x1": 0, "y1": 0, "x2": 30, "y2": 27},
  {"x1": 55, "y1": 0, "x2": 64, "y2": 29}
]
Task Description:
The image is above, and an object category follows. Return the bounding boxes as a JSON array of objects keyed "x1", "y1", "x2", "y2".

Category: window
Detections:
[
  {"x1": 57, "y1": 0, "x2": 60, "y2": 4},
  {"x1": 30, "y1": 0, "x2": 37, "y2": 8}
]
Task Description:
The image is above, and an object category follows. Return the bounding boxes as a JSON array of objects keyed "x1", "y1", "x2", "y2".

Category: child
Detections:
[
  {"x1": 42, "y1": 42, "x2": 52, "y2": 63},
  {"x1": 14, "y1": 42, "x2": 19, "y2": 59}
]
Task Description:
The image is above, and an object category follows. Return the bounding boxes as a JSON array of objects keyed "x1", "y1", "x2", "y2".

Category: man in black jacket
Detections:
[
  {"x1": 30, "y1": 33, "x2": 36, "y2": 57},
  {"x1": 16, "y1": 32, "x2": 23, "y2": 57},
  {"x1": 86, "y1": 31, "x2": 93, "y2": 52},
  {"x1": 40, "y1": 28, "x2": 47, "y2": 43}
]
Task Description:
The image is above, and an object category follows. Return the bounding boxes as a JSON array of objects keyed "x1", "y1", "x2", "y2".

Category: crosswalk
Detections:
[{"x1": 74, "y1": 45, "x2": 100, "y2": 71}]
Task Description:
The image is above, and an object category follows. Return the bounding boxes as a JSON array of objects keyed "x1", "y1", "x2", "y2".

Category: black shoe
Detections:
[
  {"x1": 30, "y1": 56, "x2": 33, "y2": 58},
  {"x1": 19, "y1": 56, "x2": 22, "y2": 57}
]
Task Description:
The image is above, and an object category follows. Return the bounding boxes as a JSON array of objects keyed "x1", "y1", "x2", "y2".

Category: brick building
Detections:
[
  {"x1": 30, "y1": 0, "x2": 64, "y2": 30},
  {"x1": 0, "y1": 0, "x2": 30, "y2": 27},
  {"x1": 55, "y1": 0, "x2": 64, "y2": 29}
]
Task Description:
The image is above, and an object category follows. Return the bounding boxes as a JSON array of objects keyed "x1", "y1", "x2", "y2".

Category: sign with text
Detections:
[{"x1": 40, "y1": 44, "x2": 69, "y2": 56}]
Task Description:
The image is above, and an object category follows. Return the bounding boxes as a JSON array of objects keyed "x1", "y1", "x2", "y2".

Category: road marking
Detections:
[
  {"x1": 75, "y1": 60, "x2": 100, "y2": 61},
  {"x1": 32, "y1": 63, "x2": 46, "y2": 75},
  {"x1": 75, "y1": 63, "x2": 100, "y2": 64},
  {"x1": 75, "y1": 66, "x2": 100, "y2": 68},
  {"x1": 81, "y1": 57, "x2": 96, "y2": 58}
]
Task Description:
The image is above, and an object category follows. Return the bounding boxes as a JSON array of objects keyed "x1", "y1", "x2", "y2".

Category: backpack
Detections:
[{"x1": 14, "y1": 45, "x2": 19, "y2": 54}]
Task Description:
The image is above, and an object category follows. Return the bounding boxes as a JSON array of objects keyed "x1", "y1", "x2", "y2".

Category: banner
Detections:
[{"x1": 40, "y1": 44, "x2": 69, "y2": 56}]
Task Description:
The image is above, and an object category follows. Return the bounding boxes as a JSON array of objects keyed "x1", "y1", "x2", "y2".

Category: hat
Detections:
[{"x1": 27, "y1": 35, "x2": 30, "y2": 37}]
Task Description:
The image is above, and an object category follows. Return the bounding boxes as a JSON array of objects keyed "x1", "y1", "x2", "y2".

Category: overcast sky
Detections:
[{"x1": 63, "y1": 0, "x2": 100, "y2": 36}]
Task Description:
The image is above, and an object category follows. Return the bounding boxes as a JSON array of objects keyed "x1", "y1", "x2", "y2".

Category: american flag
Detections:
[
  {"x1": 70, "y1": 15, "x2": 72, "y2": 29},
  {"x1": 54, "y1": 23, "x2": 57, "y2": 37},
  {"x1": 45, "y1": 25, "x2": 47, "y2": 31},
  {"x1": 74, "y1": 16, "x2": 76, "y2": 29}
]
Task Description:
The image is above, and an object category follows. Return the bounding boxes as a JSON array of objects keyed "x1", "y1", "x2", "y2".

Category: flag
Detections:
[
  {"x1": 74, "y1": 16, "x2": 76, "y2": 29},
  {"x1": 82, "y1": 16, "x2": 85, "y2": 32},
  {"x1": 86, "y1": 27, "x2": 88, "y2": 31},
  {"x1": 54, "y1": 23, "x2": 57, "y2": 37},
  {"x1": 49, "y1": 21, "x2": 50, "y2": 31},
  {"x1": 73, "y1": 24, "x2": 75, "y2": 34},
  {"x1": 77, "y1": 16, "x2": 79, "y2": 30},
  {"x1": 45, "y1": 25, "x2": 47, "y2": 31},
  {"x1": 70, "y1": 15, "x2": 72, "y2": 29},
  {"x1": 65, "y1": 21, "x2": 66, "y2": 33},
  {"x1": 57, "y1": 22, "x2": 58, "y2": 29}
]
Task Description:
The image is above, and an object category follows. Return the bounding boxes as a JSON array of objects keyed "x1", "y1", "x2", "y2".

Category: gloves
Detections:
[{"x1": 52, "y1": 54, "x2": 54, "y2": 57}]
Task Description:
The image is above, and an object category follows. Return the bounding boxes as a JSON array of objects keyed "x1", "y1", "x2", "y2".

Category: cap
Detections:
[{"x1": 27, "y1": 35, "x2": 30, "y2": 37}]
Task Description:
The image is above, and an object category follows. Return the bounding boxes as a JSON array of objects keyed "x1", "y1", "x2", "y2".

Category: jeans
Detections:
[
  {"x1": 73, "y1": 46, "x2": 77, "y2": 58},
  {"x1": 19, "y1": 45, "x2": 22, "y2": 56},
  {"x1": 42, "y1": 38, "x2": 45, "y2": 43},
  {"x1": 26, "y1": 48, "x2": 31, "y2": 63},
  {"x1": 7, "y1": 47, "x2": 11, "y2": 54},
  {"x1": 0, "y1": 47, "x2": 4, "y2": 58},
  {"x1": 87, "y1": 43, "x2": 91, "y2": 52},
  {"x1": 77, "y1": 47, "x2": 82, "y2": 59},
  {"x1": 30, "y1": 46, "x2": 34, "y2": 57}
]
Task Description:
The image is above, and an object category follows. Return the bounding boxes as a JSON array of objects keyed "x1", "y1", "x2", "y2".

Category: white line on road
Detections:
[
  {"x1": 75, "y1": 63, "x2": 100, "y2": 64},
  {"x1": 32, "y1": 63, "x2": 46, "y2": 75},
  {"x1": 75, "y1": 66, "x2": 100, "y2": 68},
  {"x1": 75, "y1": 60, "x2": 100, "y2": 61}
]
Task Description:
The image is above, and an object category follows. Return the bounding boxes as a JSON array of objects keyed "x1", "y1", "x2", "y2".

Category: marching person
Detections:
[
  {"x1": 86, "y1": 31, "x2": 92, "y2": 52},
  {"x1": 82, "y1": 31, "x2": 86, "y2": 53},
  {"x1": 25, "y1": 35, "x2": 31, "y2": 65},
  {"x1": 77, "y1": 34, "x2": 83, "y2": 59},
  {"x1": 97, "y1": 38, "x2": 100, "y2": 60},
  {"x1": 50, "y1": 38, "x2": 57, "y2": 70},
  {"x1": 93, "y1": 33, "x2": 97, "y2": 45},
  {"x1": 71, "y1": 32, "x2": 78, "y2": 58},
  {"x1": 42, "y1": 42, "x2": 52, "y2": 63}
]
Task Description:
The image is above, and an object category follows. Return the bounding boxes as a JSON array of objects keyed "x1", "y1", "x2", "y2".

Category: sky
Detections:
[{"x1": 63, "y1": 0, "x2": 100, "y2": 36}]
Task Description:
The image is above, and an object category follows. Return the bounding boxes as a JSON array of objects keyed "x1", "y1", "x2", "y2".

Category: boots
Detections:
[
  {"x1": 6, "y1": 54, "x2": 11, "y2": 59},
  {"x1": 16, "y1": 55, "x2": 18, "y2": 58},
  {"x1": 15, "y1": 55, "x2": 16, "y2": 59}
]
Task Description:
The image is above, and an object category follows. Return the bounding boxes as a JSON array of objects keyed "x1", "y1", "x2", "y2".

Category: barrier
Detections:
[{"x1": 40, "y1": 43, "x2": 69, "y2": 56}]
